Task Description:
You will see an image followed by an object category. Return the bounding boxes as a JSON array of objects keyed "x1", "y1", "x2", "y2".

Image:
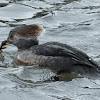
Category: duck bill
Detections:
[
  {"x1": 6, "y1": 41, "x2": 11, "y2": 45},
  {"x1": 3, "y1": 40, "x2": 11, "y2": 45},
  {"x1": 4, "y1": 39, "x2": 11, "y2": 44}
]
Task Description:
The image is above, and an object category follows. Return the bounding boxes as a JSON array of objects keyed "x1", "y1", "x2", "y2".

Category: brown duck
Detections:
[{"x1": 1, "y1": 24, "x2": 100, "y2": 78}]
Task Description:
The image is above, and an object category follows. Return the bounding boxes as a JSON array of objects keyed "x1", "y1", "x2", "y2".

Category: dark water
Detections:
[{"x1": 0, "y1": 0, "x2": 100, "y2": 100}]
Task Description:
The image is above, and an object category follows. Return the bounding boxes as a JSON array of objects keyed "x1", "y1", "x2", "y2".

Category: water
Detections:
[{"x1": 0, "y1": 0, "x2": 100, "y2": 100}]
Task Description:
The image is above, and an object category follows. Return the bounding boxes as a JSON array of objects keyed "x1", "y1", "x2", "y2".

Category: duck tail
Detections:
[{"x1": 89, "y1": 58, "x2": 100, "y2": 72}]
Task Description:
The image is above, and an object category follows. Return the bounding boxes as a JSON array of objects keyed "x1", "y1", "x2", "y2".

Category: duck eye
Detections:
[{"x1": 9, "y1": 33, "x2": 13, "y2": 38}]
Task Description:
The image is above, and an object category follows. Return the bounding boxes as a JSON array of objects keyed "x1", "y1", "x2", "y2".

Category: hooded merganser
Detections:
[{"x1": 3, "y1": 24, "x2": 100, "y2": 76}]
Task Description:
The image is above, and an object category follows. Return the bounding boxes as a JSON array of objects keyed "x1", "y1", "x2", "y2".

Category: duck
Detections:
[{"x1": 3, "y1": 24, "x2": 100, "y2": 79}]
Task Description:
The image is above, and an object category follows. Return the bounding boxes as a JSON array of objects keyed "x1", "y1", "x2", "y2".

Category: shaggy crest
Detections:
[{"x1": 10, "y1": 24, "x2": 43, "y2": 37}]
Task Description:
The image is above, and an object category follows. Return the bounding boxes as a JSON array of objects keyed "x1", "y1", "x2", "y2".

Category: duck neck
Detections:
[{"x1": 17, "y1": 37, "x2": 39, "y2": 51}]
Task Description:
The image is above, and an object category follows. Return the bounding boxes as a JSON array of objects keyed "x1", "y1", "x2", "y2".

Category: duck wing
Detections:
[
  {"x1": 43, "y1": 42, "x2": 99, "y2": 68},
  {"x1": 32, "y1": 42, "x2": 99, "y2": 71}
]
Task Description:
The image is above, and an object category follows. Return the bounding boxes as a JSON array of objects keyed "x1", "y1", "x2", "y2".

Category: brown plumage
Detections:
[
  {"x1": 2, "y1": 24, "x2": 100, "y2": 78},
  {"x1": 10, "y1": 24, "x2": 43, "y2": 37}
]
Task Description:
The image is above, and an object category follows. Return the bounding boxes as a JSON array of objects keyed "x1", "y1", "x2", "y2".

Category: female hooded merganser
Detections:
[{"x1": 2, "y1": 24, "x2": 100, "y2": 77}]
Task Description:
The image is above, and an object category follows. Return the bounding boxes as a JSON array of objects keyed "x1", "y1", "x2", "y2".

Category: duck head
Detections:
[{"x1": 6, "y1": 24, "x2": 43, "y2": 50}]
